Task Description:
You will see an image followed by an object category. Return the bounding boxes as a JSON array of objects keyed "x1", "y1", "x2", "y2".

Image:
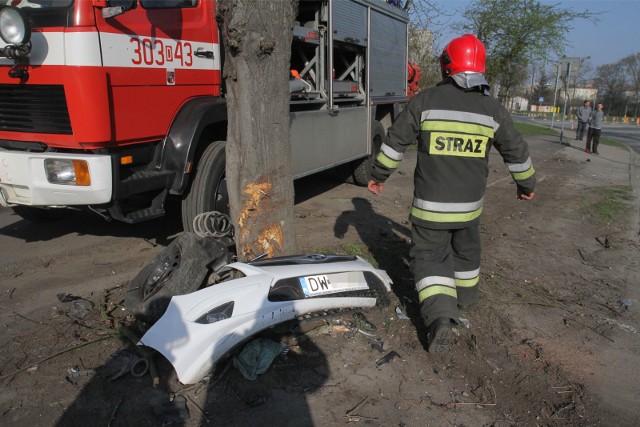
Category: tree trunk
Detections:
[{"x1": 217, "y1": 0, "x2": 298, "y2": 261}]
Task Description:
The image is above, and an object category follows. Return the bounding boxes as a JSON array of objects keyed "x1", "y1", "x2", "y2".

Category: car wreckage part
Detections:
[
  {"x1": 139, "y1": 254, "x2": 392, "y2": 384},
  {"x1": 124, "y1": 233, "x2": 232, "y2": 323}
]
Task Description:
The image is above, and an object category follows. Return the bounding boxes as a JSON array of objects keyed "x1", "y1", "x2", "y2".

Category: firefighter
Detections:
[{"x1": 368, "y1": 34, "x2": 536, "y2": 353}]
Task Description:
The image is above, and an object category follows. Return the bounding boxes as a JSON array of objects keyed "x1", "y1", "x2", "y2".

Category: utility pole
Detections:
[
  {"x1": 529, "y1": 63, "x2": 536, "y2": 115},
  {"x1": 550, "y1": 62, "x2": 560, "y2": 128},
  {"x1": 559, "y1": 61, "x2": 571, "y2": 144}
]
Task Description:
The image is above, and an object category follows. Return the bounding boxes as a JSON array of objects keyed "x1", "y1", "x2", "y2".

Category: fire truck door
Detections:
[{"x1": 94, "y1": 0, "x2": 220, "y2": 141}]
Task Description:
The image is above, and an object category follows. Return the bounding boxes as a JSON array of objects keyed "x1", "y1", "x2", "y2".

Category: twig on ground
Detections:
[
  {"x1": 344, "y1": 396, "x2": 378, "y2": 422},
  {"x1": 187, "y1": 394, "x2": 210, "y2": 423},
  {"x1": 346, "y1": 396, "x2": 368, "y2": 416},
  {"x1": 490, "y1": 299, "x2": 563, "y2": 309},
  {"x1": 552, "y1": 385, "x2": 574, "y2": 391},
  {"x1": 565, "y1": 316, "x2": 615, "y2": 342},
  {"x1": 207, "y1": 359, "x2": 233, "y2": 391},
  {"x1": 551, "y1": 402, "x2": 573, "y2": 419},
  {"x1": 0, "y1": 334, "x2": 115, "y2": 380},
  {"x1": 577, "y1": 249, "x2": 586, "y2": 261},
  {"x1": 427, "y1": 384, "x2": 497, "y2": 408},
  {"x1": 345, "y1": 414, "x2": 379, "y2": 422},
  {"x1": 595, "y1": 302, "x2": 619, "y2": 315},
  {"x1": 107, "y1": 398, "x2": 123, "y2": 427},
  {"x1": 12, "y1": 312, "x2": 44, "y2": 325}
]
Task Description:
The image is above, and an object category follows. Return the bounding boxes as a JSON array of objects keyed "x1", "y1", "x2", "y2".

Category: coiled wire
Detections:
[{"x1": 192, "y1": 211, "x2": 234, "y2": 238}]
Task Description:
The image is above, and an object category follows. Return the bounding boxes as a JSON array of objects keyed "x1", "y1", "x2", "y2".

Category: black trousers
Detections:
[
  {"x1": 411, "y1": 223, "x2": 481, "y2": 327},
  {"x1": 586, "y1": 127, "x2": 601, "y2": 152}
]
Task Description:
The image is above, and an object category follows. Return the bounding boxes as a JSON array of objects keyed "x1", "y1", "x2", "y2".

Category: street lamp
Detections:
[{"x1": 558, "y1": 56, "x2": 590, "y2": 144}]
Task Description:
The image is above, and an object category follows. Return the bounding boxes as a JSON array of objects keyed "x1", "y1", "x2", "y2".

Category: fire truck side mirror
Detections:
[{"x1": 93, "y1": 0, "x2": 135, "y2": 18}]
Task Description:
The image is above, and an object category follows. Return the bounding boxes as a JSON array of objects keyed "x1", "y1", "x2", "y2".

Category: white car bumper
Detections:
[{"x1": 139, "y1": 255, "x2": 392, "y2": 384}]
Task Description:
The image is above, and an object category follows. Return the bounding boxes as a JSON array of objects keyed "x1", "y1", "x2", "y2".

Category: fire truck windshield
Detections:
[{"x1": 0, "y1": 1, "x2": 72, "y2": 8}]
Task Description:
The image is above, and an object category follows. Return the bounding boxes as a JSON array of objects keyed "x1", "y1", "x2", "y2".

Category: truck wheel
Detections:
[
  {"x1": 351, "y1": 120, "x2": 385, "y2": 186},
  {"x1": 181, "y1": 141, "x2": 229, "y2": 233},
  {"x1": 12, "y1": 206, "x2": 69, "y2": 223},
  {"x1": 125, "y1": 233, "x2": 217, "y2": 323}
]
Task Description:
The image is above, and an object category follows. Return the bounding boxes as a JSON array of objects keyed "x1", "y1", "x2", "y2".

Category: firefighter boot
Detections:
[{"x1": 425, "y1": 317, "x2": 456, "y2": 354}]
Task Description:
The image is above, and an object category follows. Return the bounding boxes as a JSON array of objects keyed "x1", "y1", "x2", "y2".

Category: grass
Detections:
[
  {"x1": 513, "y1": 121, "x2": 626, "y2": 149},
  {"x1": 513, "y1": 121, "x2": 559, "y2": 136},
  {"x1": 585, "y1": 185, "x2": 634, "y2": 224},
  {"x1": 599, "y1": 136, "x2": 626, "y2": 149},
  {"x1": 309, "y1": 242, "x2": 378, "y2": 266}
]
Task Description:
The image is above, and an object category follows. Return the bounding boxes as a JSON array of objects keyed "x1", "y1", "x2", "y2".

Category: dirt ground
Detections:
[{"x1": 1, "y1": 131, "x2": 639, "y2": 427}]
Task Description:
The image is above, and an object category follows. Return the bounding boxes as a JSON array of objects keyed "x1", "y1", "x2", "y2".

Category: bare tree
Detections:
[
  {"x1": 217, "y1": 0, "x2": 298, "y2": 261},
  {"x1": 594, "y1": 63, "x2": 627, "y2": 117},
  {"x1": 407, "y1": 0, "x2": 470, "y2": 88},
  {"x1": 620, "y1": 53, "x2": 640, "y2": 118}
]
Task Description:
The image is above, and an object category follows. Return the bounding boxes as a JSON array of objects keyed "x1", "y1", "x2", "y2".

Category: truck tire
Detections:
[
  {"x1": 351, "y1": 120, "x2": 385, "y2": 186},
  {"x1": 125, "y1": 233, "x2": 225, "y2": 323},
  {"x1": 12, "y1": 206, "x2": 69, "y2": 223},
  {"x1": 181, "y1": 141, "x2": 229, "y2": 233}
]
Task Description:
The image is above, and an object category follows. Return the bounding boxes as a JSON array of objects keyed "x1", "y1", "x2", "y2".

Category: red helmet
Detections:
[{"x1": 440, "y1": 34, "x2": 486, "y2": 78}]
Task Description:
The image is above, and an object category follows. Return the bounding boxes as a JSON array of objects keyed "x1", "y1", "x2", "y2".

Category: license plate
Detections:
[{"x1": 299, "y1": 271, "x2": 369, "y2": 297}]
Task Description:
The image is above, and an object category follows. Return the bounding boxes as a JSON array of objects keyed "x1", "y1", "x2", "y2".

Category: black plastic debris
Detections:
[
  {"x1": 57, "y1": 293, "x2": 83, "y2": 303},
  {"x1": 100, "y1": 349, "x2": 149, "y2": 381},
  {"x1": 56, "y1": 293, "x2": 95, "y2": 319},
  {"x1": 375, "y1": 351, "x2": 401, "y2": 367},
  {"x1": 65, "y1": 366, "x2": 96, "y2": 385},
  {"x1": 149, "y1": 393, "x2": 190, "y2": 425},
  {"x1": 371, "y1": 339, "x2": 388, "y2": 353}
]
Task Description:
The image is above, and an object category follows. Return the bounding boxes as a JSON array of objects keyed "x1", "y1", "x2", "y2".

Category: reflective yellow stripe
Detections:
[
  {"x1": 376, "y1": 152, "x2": 400, "y2": 169},
  {"x1": 410, "y1": 206, "x2": 483, "y2": 223},
  {"x1": 421, "y1": 120, "x2": 495, "y2": 138},
  {"x1": 512, "y1": 167, "x2": 535, "y2": 181},
  {"x1": 455, "y1": 277, "x2": 479, "y2": 288},
  {"x1": 418, "y1": 285, "x2": 457, "y2": 303}
]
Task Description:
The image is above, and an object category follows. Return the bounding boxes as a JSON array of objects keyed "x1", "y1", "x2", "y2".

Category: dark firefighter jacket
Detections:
[{"x1": 371, "y1": 77, "x2": 536, "y2": 230}]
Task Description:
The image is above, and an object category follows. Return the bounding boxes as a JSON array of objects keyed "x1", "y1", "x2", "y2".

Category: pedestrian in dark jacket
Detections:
[
  {"x1": 367, "y1": 34, "x2": 536, "y2": 353},
  {"x1": 576, "y1": 100, "x2": 592, "y2": 141}
]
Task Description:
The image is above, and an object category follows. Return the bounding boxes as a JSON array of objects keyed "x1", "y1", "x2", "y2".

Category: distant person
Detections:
[
  {"x1": 575, "y1": 100, "x2": 592, "y2": 141},
  {"x1": 367, "y1": 34, "x2": 536, "y2": 353},
  {"x1": 585, "y1": 102, "x2": 604, "y2": 154}
]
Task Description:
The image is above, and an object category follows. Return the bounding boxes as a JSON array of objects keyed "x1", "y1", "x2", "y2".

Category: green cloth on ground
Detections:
[{"x1": 232, "y1": 338, "x2": 285, "y2": 380}]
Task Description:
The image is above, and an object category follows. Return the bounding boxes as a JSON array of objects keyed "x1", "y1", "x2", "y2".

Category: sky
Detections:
[{"x1": 427, "y1": 0, "x2": 640, "y2": 70}]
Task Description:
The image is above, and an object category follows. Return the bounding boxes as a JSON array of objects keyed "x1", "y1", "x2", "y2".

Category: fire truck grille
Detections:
[{"x1": 0, "y1": 84, "x2": 72, "y2": 134}]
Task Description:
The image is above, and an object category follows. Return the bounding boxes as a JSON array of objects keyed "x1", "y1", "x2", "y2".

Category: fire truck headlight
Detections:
[
  {"x1": 45, "y1": 159, "x2": 91, "y2": 187},
  {"x1": 0, "y1": 6, "x2": 31, "y2": 45}
]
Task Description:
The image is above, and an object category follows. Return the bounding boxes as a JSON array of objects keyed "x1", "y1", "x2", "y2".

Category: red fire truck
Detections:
[{"x1": 0, "y1": 0, "x2": 415, "y2": 231}]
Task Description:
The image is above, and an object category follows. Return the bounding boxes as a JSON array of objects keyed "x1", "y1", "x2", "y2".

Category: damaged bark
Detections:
[{"x1": 217, "y1": 0, "x2": 298, "y2": 261}]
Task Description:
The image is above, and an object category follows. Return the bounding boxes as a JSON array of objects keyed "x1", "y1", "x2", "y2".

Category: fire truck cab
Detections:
[{"x1": 0, "y1": 0, "x2": 412, "y2": 231}]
